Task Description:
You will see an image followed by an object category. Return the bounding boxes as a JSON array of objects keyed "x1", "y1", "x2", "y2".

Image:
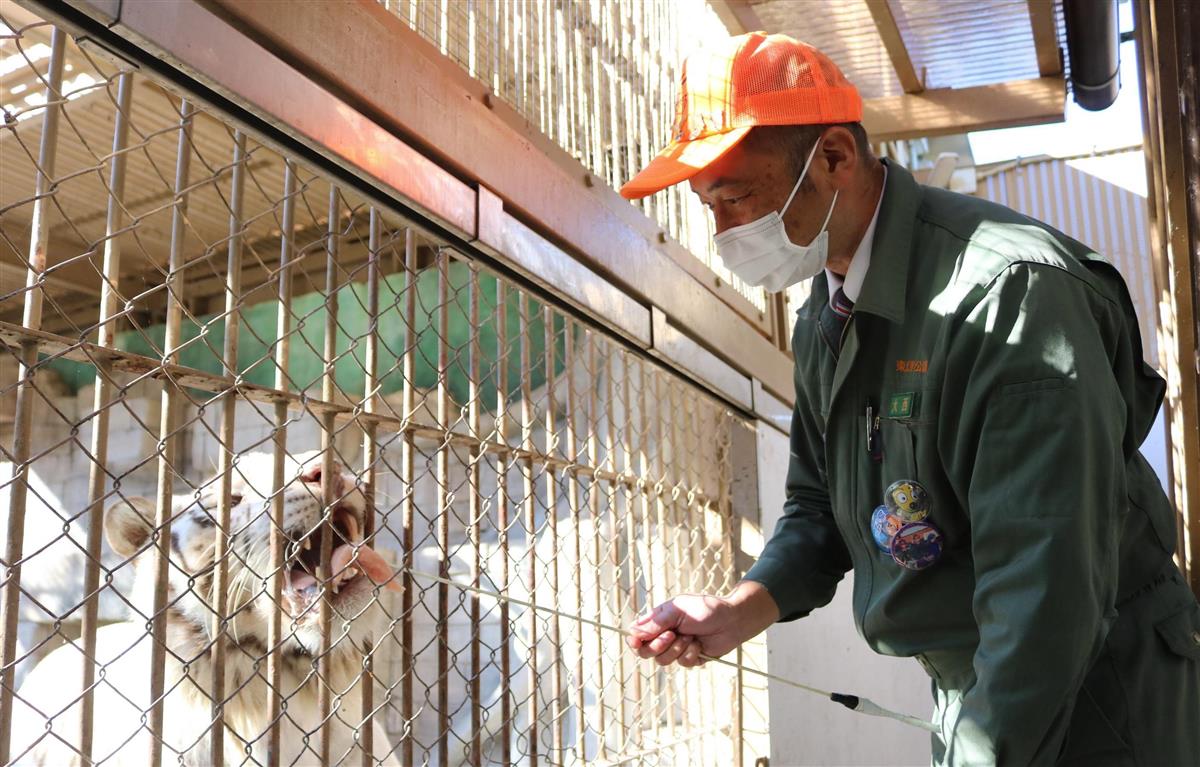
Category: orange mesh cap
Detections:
[{"x1": 620, "y1": 32, "x2": 862, "y2": 200}]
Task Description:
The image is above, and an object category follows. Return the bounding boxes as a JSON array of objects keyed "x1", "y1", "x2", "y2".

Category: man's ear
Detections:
[{"x1": 104, "y1": 496, "x2": 156, "y2": 558}]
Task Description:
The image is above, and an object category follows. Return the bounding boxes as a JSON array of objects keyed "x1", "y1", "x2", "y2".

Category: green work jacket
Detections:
[{"x1": 744, "y1": 161, "x2": 1179, "y2": 764}]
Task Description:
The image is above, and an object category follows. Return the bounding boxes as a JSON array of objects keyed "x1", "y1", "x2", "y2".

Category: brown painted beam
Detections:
[
  {"x1": 863, "y1": 77, "x2": 1066, "y2": 142},
  {"x1": 184, "y1": 0, "x2": 793, "y2": 400},
  {"x1": 865, "y1": 0, "x2": 924, "y2": 94},
  {"x1": 710, "y1": 0, "x2": 766, "y2": 35},
  {"x1": 1027, "y1": 0, "x2": 1064, "y2": 77}
]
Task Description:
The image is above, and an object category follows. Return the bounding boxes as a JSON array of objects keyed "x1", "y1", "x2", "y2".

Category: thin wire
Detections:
[{"x1": 400, "y1": 566, "x2": 939, "y2": 733}]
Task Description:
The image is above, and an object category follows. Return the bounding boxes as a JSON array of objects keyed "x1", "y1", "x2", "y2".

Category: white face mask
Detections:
[{"x1": 714, "y1": 139, "x2": 838, "y2": 292}]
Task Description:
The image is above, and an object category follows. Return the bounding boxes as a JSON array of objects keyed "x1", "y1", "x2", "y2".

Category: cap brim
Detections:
[{"x1": 619, "y1": 126, "x2": 753, "y2": 200}]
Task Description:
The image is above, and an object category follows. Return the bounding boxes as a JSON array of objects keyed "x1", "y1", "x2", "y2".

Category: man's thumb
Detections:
[{"x1": 630, "y1": 600, "x2": 681, "y2": 639}]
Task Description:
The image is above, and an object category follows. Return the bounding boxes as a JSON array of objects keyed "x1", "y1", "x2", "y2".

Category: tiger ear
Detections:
[{"x1": 104, "y1": 496, "x2": 156, "y2": 559}]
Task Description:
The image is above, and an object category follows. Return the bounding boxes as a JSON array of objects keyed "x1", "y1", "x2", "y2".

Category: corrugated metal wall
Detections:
[{"x1": 974, "y1": 153, "x2": 1158, "y2": 364}]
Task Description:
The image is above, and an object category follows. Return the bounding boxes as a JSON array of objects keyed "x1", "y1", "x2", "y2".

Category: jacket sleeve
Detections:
[
  {"x1": 939, "y1": 262, "x2": 1129, "y2": 765},
  {"x1": 742, "y1": 324, "x2": 852, "y2": 621}
]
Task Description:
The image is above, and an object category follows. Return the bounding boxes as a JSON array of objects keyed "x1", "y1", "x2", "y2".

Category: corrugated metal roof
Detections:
[{"x1": 974, "y1": 151, "x2": 1158, "y2": 364}]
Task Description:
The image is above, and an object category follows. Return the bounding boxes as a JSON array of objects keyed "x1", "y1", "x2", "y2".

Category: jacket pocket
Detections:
[{"x1": 1155, "y1": 602, "x2": 1200, "y2": 661}]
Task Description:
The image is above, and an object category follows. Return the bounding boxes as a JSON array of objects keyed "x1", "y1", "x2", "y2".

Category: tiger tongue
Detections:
[{"x1": 332, "y1": 543, "x2": 402, "y2": 592}]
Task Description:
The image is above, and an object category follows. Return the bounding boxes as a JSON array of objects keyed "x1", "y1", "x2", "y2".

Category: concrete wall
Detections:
[{"x1": 756, "y1": 425, "x2": 931, "y2": 767}]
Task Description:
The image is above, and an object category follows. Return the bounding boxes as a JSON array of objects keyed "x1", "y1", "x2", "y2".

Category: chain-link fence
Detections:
[{"x1": 2, "y1": 8, "x2": 765, "y2": 766}]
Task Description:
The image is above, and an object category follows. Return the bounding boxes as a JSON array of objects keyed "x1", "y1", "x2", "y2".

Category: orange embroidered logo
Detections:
[{"x1": 896, "y1": 359, "x2": 929, "y2": 373}]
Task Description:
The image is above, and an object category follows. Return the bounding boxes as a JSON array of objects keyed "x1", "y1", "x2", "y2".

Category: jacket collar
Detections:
[{"x1": 851, "y1": 158, "x2": 921, "y2": 325}]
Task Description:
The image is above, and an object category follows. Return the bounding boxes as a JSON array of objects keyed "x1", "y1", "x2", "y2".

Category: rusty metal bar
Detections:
[
  {"x1": 399, "y1": 227, "x2": 416, "y2": 765},
  {"x1": 566, "y1": 321, "x2": 586, "y2": 763},
  {"x1": 436, "y1": 248, "x2": 451, "y2": 767},
  {"x1": 519, "y1": 291, "x2": 539, "y2": 767},
  {"x1": 267, "y1": 159, "x2": 297, "y2": 767},
  {"x1": 636, "y1": 355, "x2": 663, "y2": 749},
  {"x1": 685, "y1": 395, "x2": 711, "y2": 762},
  {"x1": 360, "y1": 206, "x2": 381, "y2": 767},
  {"x1": 586, "y1": 330, "x2": 608, "y2": 760},
  {"x1": 209, "y1": 128, "x2": 248, "y2": 766},
  {"x1": 468, "y1": 261, "x2": 483, "y2": 767},
  {"x1": 147, "y1": 97, "x2": 195, "y2": 767},
  {"x1": 620, "y1": 349, "x2": 644, "y2": 751},
  {"x1": 80, "y1": 47, "x2": 128, "y2": 767},
  {"x1": 652, "y1": 365, "x2": 680, "y2": 750},
  {"x1": 0, "y1": 27, "x2": 67, "y2": 765},
  {"x1": 317, "y1": 185, "x2": 341, "y2": 765},
  {"x1": 602, "y1": 342, "x2": 627, "y2": 752},
  {"x1": 495, "y1": 279, "x2": 513, "y2": 765},
  {"x1": 544, "y1": 304, "x2": 564, "y2": 763}
]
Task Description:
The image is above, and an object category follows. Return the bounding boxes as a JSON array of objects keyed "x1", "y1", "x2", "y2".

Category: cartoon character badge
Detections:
[
  {"x1": 890, "y1": 521, "x2": 944, "y2": 570},
  {"x1": 884, "y1": 479, "x2": 930, "y2": 522},
  {"x1": 870, "y1": 505, "x2": 904, "y2": 553}
]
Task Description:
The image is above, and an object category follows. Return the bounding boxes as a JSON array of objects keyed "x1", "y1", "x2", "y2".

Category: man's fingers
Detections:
[
  {"x1": 655, "y1": 635, "x2": 692, "y2": 667},
  {"x1": 633, "y1": 630, "x2": 677, "y2": 660},
  {"x1": 629, "y1": 600, "x2": 682, "y2": 640},
  {"x1": 678, "y1": 640, "x2": 704, "y2": 668}
]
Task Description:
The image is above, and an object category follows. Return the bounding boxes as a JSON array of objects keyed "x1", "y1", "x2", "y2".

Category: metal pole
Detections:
[
  {"x1": 267, "y1": 160, "x2": 297, "y2": 767},
  {"x1": 400, "y1": 227, "x2": 417, "y2": 766},
  {"x1": 565, "y1": 322, "x2": 586, "y2": 763},
  {"x1": 436, "y1": 249, "x2": 451, "y2": 767},
  {"x1": 587, "y1": 331, "x2": 608, "y2": 760},
  {"x1": 494, "y1": 280, "x2": 513, "y2": 765},
  {"x1": 519, "y1": 292, "x2": 539, "y2": 767},
  {"x1": 0, "y1": 28, "x2": 66, "y2": 765},
  {"x1": 468, "y1": 262, "x2": 483, "y2": 767},
  {"x1": 147, "y1": 97, "x2": 196, "y2": 767},
  {"x1": 209, "y1": 128, "x2": 248, "y2": 766},
  {"x1": 317, "y1": 186, "x2": 341, "y2": 766},
  {"x1": 544, "y1": 306, "x2": 564, "y2": 764},
  {"x1": 81, "y1": 58, "x2": 130, "y2": 767},
  {"x1": 360, "y1": 207, "x2": 382, "y2": 767}
]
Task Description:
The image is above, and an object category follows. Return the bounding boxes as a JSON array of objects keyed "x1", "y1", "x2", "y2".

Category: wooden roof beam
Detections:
[
  {"x1": 1027, "y1": 0, "x2": 1064, "y2": 76},
  {"x1": 709, "y1": 0, "x2": 765, "y2": 36},
  {"x1": 862, "y1": 76, "x2": 1066, "y2": 142},
  {"x1": 865, "y1": 0, "x2": 924, "y2": 94}
]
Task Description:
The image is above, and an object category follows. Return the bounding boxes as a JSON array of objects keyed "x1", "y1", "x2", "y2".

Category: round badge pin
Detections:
[
  {"x1": 870, "y1": 505, "x2": 904, "y2": 553},
  {"x1": 884, "y1": 479, "x2": 931, "y2": 522},
  {"x1": 890, "y1": 521, "x2": 944, "y2": 570}
]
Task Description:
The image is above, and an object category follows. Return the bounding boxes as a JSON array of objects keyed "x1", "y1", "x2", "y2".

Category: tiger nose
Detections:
[{"x1": 301, "y1": 464, "x2": 345, "y2": 497}]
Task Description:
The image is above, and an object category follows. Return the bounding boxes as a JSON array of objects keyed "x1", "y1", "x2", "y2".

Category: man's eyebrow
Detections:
[{"x1": 702, "y1": 177, "x2": 749, "y2": 193}]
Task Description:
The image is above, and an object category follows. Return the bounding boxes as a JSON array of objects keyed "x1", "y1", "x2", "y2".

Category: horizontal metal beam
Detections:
[
  {"x1": 651, "y1": 307, "x2": 753, "y2": 412},
  {"x1": 709, "y1": 0, "x2": 766, "y2": 35},
  {"x1": 475, "y1": 188, "x2": 652, "y2": 348},
  {"x1": 863, "y1": 77, "x2": 1066, "y2": 142}
]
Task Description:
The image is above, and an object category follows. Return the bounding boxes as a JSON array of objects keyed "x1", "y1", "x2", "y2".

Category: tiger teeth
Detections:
[
  {"x1": 344, "y1": 567, "x2": 357, "y2": 579},
  {"x1": 302, "y1": 538, "x2": 312, "y2": 551}
]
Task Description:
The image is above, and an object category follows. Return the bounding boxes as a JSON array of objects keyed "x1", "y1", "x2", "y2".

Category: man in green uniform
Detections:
[{"x1": 621, "y1": 32, "x2": 1200, "y2": 766}]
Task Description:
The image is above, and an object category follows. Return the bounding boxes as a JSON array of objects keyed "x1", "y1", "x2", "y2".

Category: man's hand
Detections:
[{"x1": 625, "y1": 581, "x2": 780, "y2": 668}]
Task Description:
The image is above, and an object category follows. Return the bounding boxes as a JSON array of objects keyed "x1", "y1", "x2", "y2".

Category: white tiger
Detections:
[{"x1": 10, "y1": 451, "x2": 402, "y2": 766}]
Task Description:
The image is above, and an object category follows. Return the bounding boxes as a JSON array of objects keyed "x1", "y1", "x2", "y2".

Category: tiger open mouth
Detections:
[{"x1": 283, "y1": 506, "x2": 399, "y2": 614}]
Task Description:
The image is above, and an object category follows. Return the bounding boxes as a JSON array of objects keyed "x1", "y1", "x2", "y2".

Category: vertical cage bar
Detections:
[
  {"x1": 360, "y1": 207, "x2": 382, "y2": 767},
  {"x1": 436, "y1": 248, "x2": 451, "y2": 767},
  {"x1": 588, "y1": 331, "x2": 608, "y2": 760},
  {"x1": 80, "y1": 52, "x2": 129, "y2": 767},
  {"x1": 147, "y1": 97, "x2": 195, "y2": 767},
  {"x1": 651, "y1": 367, "x2": 679, "y2": 751},
  {"x1": 0, "y1": 28, "x2": 66, "y2": 764},
  {"x1": 544, "y1": 306, "x2": 564, "y2": 763},
  {"x1": 566, "y1": 323, "x2": 586, "y2": 764},
  {"x1": 494, "y1": 281, "x2": 513, "y2": 765},
  {"x1": 209, "y1": 129, "x2": 248, "y2": 766},
  {"x1": 317, "y1": 186, "x2": 341, "y2": 765},
  {"x1": 635, "y1": 356, "x2": 662, "y2": 752},
  {"x1": 399, "y1": 228, "x2": 416, "y2": 765},
  {"x1": 267, "y1": 160, "x2": 297, "y2": 767},
  {"x1": 602, "y1": 342, "x2": 627, "y2": 752},
  {"x1": 685, "y1": 397, "x2": 710, "y2": 764},
  {"x1": 620, "y1": 350, "x2": 644, "y2": 753},
  {"x1": 519, "y1": 292, "x2": 539, "y2": 767},
  {"x1": 516, "y1": 290, "x2": 540, "y2": 763},
  {"x1": 468, "y1": 263, "x2": 483, "y2": 767}
]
